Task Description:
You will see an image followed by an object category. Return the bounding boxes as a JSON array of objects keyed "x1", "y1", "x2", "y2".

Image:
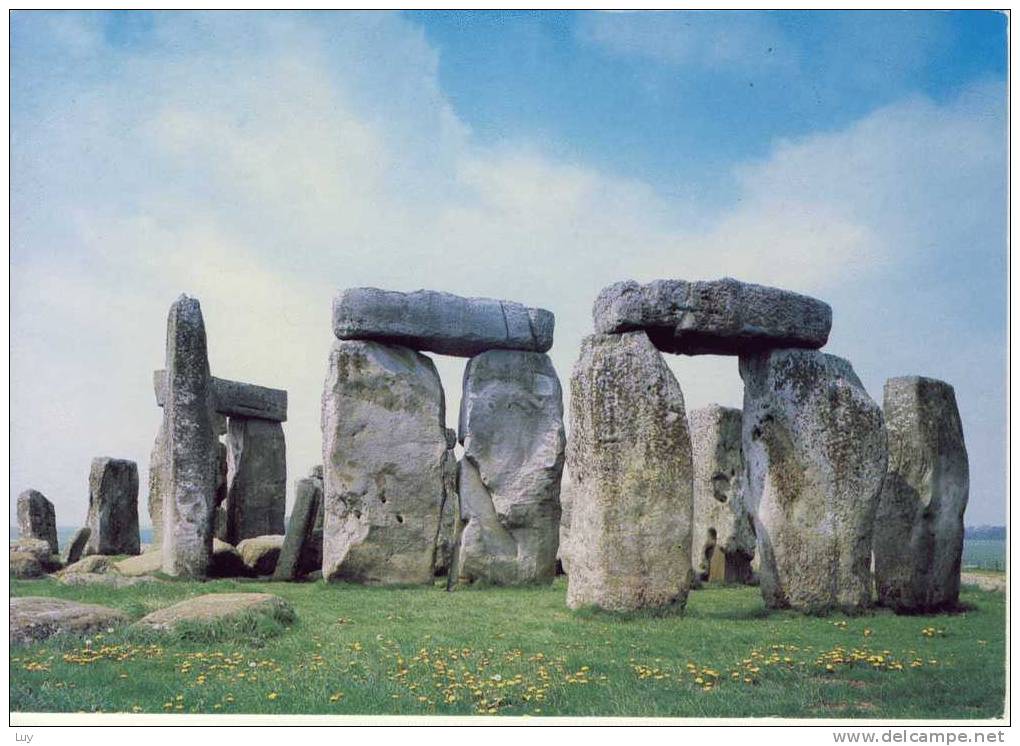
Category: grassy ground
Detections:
[{"x1": 9, "y1": 577, "x2": 1005, "y2": 719}]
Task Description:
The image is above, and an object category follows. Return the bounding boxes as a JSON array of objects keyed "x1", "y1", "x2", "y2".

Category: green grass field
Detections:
[{"x1": 9, "y1": 577, "x2": 1005, "y2": 719}]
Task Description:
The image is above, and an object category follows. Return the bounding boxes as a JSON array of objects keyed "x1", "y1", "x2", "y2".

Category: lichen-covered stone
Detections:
[
  {"x1": 11, "y1": 597, "x2": 128, "y2": 646},
  {"x1": 689, "y1": 405, "x2": 755, "y2": 584},
  {"x1": 593, "y1": 278, "x2": 831, "y2": 356},
  {"x1": 85, "y1": 458, "x2": 140, "y2": 556},
  {"x1": 452, "y1": 351, "x2": 565, "y2": 586},
  {"x1": 132, "y1": 593, "x2": 293, "y2": 633},
  {"x1": 17, "y1": 489, "x2": 58, "y2": 554},
  {"x1": 11, "y1": 537, "x2": 63, "y2": 573},
  {"x1": 160, "y1": 295, "x2": 218, "y2": 578},
  {"x1": 64, "y1": 527, "x2": 91, "y2": 566},
  {"x1": 236, "y1": 535, "x2": 285, "y2": 576},
  {"x1": 10, "y1": 552, "x2": 43, "y2": 579},
  {"x1": 272, "y1": 477, "x2": 323, "y2": 581},
  {"x1": 225, "y1": 418, "x2": 286, "y2": 543},
  {"x1": 322, "y1": 340, "x2": 451, "y2": 584},
  {"x1": 874, "y1": 376, "x2": 969, "y2": 613},
  {"x1": 740, "y1": 348, "x2": 886, "y2": 614},
  {"x1": 556, "y1": 478, "x2": 574, "y2": 575},
  {"x1": 333, "y1": 287, "x2": 554, "y2": 357},
  {"x1": 208, "y1": 538, "x2": 251, "y2": 578},
  {"x1": 566, "y1": 332, "x2": 694, "y2": 612}
]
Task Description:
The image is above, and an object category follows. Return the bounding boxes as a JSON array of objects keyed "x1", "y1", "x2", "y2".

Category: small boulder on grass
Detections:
[
  {"x1": 236, "y1": 535, "x2": 285, "y2": 576},
  {"x1": 10, "y1": 596, "x2": 129, "y2": 646},
  {"x1": 132, "y1": 593, "x2": 295, "y2": 634},
  {"x1": 115, "y1": 549, "x2": 163, "y2": 577},
  {"x1": 11, "y1": 538, "x2": 63, "y2": 573},
  {"x1": 56, "y1": 573, "x2": 160, "y2": 589},
  {"x1": 10, "y1": 552, "x2": 43, "y2": 579},
  {"x1": 60, "y1": 555, "x2": 118, "y2": 575}
]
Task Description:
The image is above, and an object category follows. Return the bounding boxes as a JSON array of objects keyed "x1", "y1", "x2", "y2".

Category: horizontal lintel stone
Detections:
[{"x1": 154, "y1": 370, "x2": 287, "y2": 422}]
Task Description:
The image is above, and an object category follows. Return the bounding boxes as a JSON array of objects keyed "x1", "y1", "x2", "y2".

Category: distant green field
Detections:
[
  {"x1": 962, "y1": 539, "x2": 1006, "y2": 572},
  {"x1": 10, "y1": 577, "x2": 1005, "y2": 720}
]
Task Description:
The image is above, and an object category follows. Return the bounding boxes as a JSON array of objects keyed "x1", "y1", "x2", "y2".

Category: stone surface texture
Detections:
[
  {"x1": 85, "y1": 458, "x2": 141, "y2": 556},
  {"x1": 332, "y1": 287, "x2": 554, "y2": 358},
  {"x1": 740, "y1": 348, "x2": 886, "y2": 613},
  {"x1": 322, "y1": 340, "x2": 452, "y2": 584},
  {"x1": 452, "y1": 350, "x2": 565, "y2": 585},
  {"x1": 160, "y1": 295, "x2": 218, "y2": 578},
  {"x1": 236, "y1": 535, "x2": 285, "y2": 576},
  {"x1": 225, "y1": 418, "x2": 286, "y2": 543},
  {"x1": 874, "y1": 376, "x2": 969, "y2": 612},
  {"x1": 273, "y1": 477, "x2": 323, "y2": 581},
  {"x1": 565, "y1": 332, "x2": 694, "y2": 612},
  {"x1": 593, "y1": 278, "x2": 831, "y2": 356},
  {"x1": 690, "y1": 405, "x2": 756, "y2": 583},
  {"x1": 11, "y1": 597, "x2": 129, "y2": 646},
  {"x1": 64, "y1": 527, "x2": 91, "y2": 566},
  {"x1": 155, "y1": 370, "x2": 288, "y2": 422},
  {"x1": 17, "y1": 489, "x2": 58, "y2": 554},
  {"x1": 11, "y1": 538, "x2": 63, "y2": 572},
  {"x1": 132, "y1": 593, "x2": 294, "y2": 632}
]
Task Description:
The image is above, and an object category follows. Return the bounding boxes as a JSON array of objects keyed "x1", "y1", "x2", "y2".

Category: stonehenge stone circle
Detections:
[
  {"x1": 147, "y1": 422, "x2": 169, "y2": 548},
  {"x1": 874, "y1": 376, "x2": 969, "y2": 612},
  {"x1": 690, "y1": 405, "x2": 755, "y2": 584},
  {"x1": 85, "y1": 458, "x2": 140, "y2": 556},
  {"x1": 566, "y1": 331, "x2": 694, "y2": 612},
  {"x1": 225, "y1": 417, "x2": 286, "y2": 543},
  {"x1": 160, "y1": 295, "x2": 218, "y2": 578},
  {"x1": 435, "y1": 429, "x2": 459, "y2": 578},
  {"x1": 63, "y1": 527, "x2": 91, "y2": 566},
  {"x1": 273, "y1": 473, "x2": 324, "y2": 581},
  {"x1": 237, "y1": 535, "x2": 285, "y2": 576},
  {"x1": 741, "y1": 348, "x2": 886, "y2": 613},
  {"x1": 556, "y1": 478, "x2": 574, "y2": 575},
  {"x1": 452, "y1": 350, "x2": 565, "y2": 585},
  {"x1": 333, "y1": 287, "x2": 554, "y2": 357},
  {"x1": 17, "y1": 489, "x2": 58, "y2": 555},
  {"x1": 322, "y1": 339, "x2": 454, "y2": 584},
  {"x1": 593, "y1": 278, "x2": 831, "y2": 356}
]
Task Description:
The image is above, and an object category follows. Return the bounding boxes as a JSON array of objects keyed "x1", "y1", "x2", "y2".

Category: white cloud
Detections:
[{"x1": 10, "y1": 12, "x2": 1006, "y2": 531}]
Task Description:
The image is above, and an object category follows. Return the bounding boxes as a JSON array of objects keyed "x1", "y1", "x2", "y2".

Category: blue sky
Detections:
[{"x1": 9, "y1": 10, "x2": 1007, "y2": 529}]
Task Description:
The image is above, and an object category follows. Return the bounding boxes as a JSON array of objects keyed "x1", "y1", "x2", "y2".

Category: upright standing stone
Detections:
[
  {"x1": 63, "y1": 527, "x2": 91, "y2": 565},
  {"x1": 161, "y1": 295, "x2": 217, "y2": 578},
  {"x1": 147, "y1": 421, "x2": 169, "y2": 548},
  {"x1": 566, "y1": 332, "x2": 694, "y2": 612},
  {"x1": 85, "y1": 458, "x2": 140, "y2": 556},
  {"x1": 690, "y1": 405, "x2": 755, "y2": 583},
  {"x1": 322, "y1": 340, "x2": 452, "y2": 584},
  {"x1": 556, "y1": 478, "x2": 574, "y2": 575},
  {"x1": 434, "y1": 430, "x2": 459, "y2": 578},
  {"x1": 874, "y1": 376, "x2": 969, "y2": 612},
  {"x1": 17, "y1": 489, "x2": 58, "y2": 555},
  {"x1": 453, "y1": 350, "x2": 565, "y2": 585},
  {"x1": 225, "y1": 418, "x2": 286, "y2": 543},
  {"x1": 741, "y1": 349, "x2": 886, "y2": 613},
  {"x1": 273, "y1": 474, "x2": 323, "y2": 581}
]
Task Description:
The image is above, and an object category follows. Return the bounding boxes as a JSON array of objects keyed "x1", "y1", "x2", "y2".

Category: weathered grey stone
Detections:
[
  {"x1": 452, "y1": 350, "x2": 565, "y2": 586},
  {"x1": 10, "y1": 552, "x2": 43, "y2": 579},
  {"x1": 161, "y1": 295, "x2": 218, "y2": 578},
  {"x1": 556, "y1": 478, "x2": 574, "y2": 575},
  {"x1": 85, "y1": 458, "x2": 140, "y2": 556},
  {"x1": 60, "y1": 555, "x2": 118, "y2": 575},
  {"x1": 149, "y1": 426, "x2": 225, "y2": 550},
  {"x1": 236, "y1": 535, "x2": 285, "y2": 576},
  {"x1": 64, "y1": 527, "x2": 91, "y2": 566},
  {"x1": 132, "y1": 593, "x2": 294, "y2": 633},
  {"x1": 332, "y1": 287, "x2": 555, "y2": 357},
  {"x1": 17, "y1": 489, "x2": 58, "y2": 554},
  {"x1": 309, "y1": 465, "x2": 324, "y2": 480},
  {"x1": 273, "y1": 477, "x2": 323, "y2": 581},
  {"x1": 11, "y1": 538, "x2": 63, "y2": 573},
  {"x1": 593, "y1": 278, "x2": 832, "y2": 356},
  {"x1": 225, "y1": 418, "x2": 286, "y2": 543},
  {"x1": 213, "y1": 503, "x2": 229, "y2": 542},
  {"x1": 11, "y1": 597, "x2": 129, "y2": 646},
  {"x1": 740, "y1": 348, "x2": 886, "y2": 614},
  {"x1": 874, "y1": 376, "x2": 969, "y2": 613},
  {"x1": 56, "y1": 573, "x2": 160, "y2": 588},
  {"x1": 208, "y1": 538, "x2": 250, "y2": 578},
  {"x1": 690, "y1": 405, "x2": 756, "y2": 584},
  {"x1": 566, "y1": 332, "x2": 694, "y2": 612},
  {"x1": 115, "y1": 550, "x2": 163, "y2": 577},
  {"x1": 154, "y1": 370, "x2": 288, "y2": 422},
  {"x1": 322, "y1": 340, "x2": 451, "y2": 584},
  {"x1": 434, "y1": 430, "x2": 459, "y2": 578}
]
